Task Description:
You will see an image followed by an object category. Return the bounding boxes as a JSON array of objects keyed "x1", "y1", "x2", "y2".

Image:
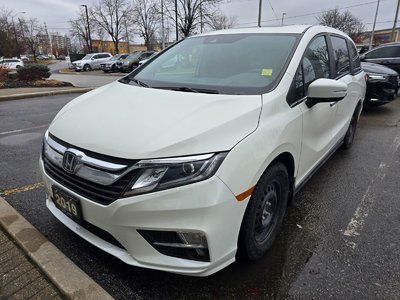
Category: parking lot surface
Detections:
[{"x1": 0, "y1": 94, "x2": 399, "y2": 299}]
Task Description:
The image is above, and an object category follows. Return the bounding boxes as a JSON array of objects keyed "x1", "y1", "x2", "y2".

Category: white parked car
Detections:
[
  {"x1": 0, "y1": 58, "x2": 24, "y2": 70},
  {"x1": 72, "y1": 52, "x2": 112, "y2": 71},
  {"x1": 40, "y1": 25, "x2": 366, "y2": 276}
]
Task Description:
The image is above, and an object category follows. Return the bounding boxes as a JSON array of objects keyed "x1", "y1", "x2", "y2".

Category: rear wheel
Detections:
[{"x1": 238, "y1": 162, "x2": 289, "y2": 260}]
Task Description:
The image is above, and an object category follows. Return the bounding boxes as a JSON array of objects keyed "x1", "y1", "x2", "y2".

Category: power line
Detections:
[
  {"x1": 267, "y1": 0, "x2": 279, "y2": 20},
  {"x1": 235, "y1": 0, "x2": 387, "y2": 26}
]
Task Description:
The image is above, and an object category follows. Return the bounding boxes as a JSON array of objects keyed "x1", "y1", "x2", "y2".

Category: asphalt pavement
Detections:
[
  {"x1": 0, "y1": 94, "x2": 399, "y2": 299},
  {"x1": 49, "y1": 61, "x2": 124, "y2": 88}
]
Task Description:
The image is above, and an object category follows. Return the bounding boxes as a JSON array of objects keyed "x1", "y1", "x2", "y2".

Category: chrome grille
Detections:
[{"x1": 43, "y1": 133, "x2": 139, "y2": 205}]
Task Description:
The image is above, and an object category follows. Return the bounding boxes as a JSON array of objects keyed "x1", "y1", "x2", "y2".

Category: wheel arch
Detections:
[{"x1": 263, "y1": 152, "x2": 296, "y2": 205}]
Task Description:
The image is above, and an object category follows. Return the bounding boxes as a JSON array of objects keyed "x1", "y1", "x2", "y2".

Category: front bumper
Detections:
[
  {"x1": 365, "y1": 77, "x2": 399, "y2": 106},
  {"x1": 73, "y1": 65, "x2": 83, "y2": 71},
  {"x1": 39, "y1": 158, "x2": 245, "y2": 276}
]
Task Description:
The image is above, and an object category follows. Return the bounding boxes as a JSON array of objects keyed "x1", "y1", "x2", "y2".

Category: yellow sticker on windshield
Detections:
[{"x1": 261, "y1": 69, "x2": 273, "y2": 76}]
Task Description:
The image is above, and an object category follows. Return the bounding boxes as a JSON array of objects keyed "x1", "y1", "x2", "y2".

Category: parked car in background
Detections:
[
  {"x1": 41, "y1": 25, "x2": 366, "y2": 276},
  {"x1": 360, "y1": 43, "x2": 400, "y2": 73},
  {"x1": 37, "y1": 54, "x2": 50, "y2": 60},
  {"x1": 100, "y1": 54, "x2": 129, "y2": 73},
  {"x1": 0, "y1": 58, "x2": 24, "y2": 70},
  {"x1": 116, "y1": 51, "x2": 155, "y2": 72},
  {"x1": 138, "y1": 52, "x2": 159, "y2": 67},
  {"x1": 72, "y1": 52, "x2": 112, "y2": 71},
  {"x1": 362, "y1": 61, "x2": 399, "y2": 107}
]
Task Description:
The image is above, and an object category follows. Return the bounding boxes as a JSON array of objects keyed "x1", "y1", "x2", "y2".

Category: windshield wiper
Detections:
[
  {"x1": 120, "y1": 77, "x2": 150, "y2": 88},
  {"x1": 155, "y1": 86, "x2": 219, "y2": 94}
]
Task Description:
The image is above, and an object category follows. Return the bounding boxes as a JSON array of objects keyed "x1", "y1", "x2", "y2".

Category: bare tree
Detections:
[
  {"x1": 0, "y1": 8, "x2": 13, "y2": 57},
  {"x1": 209, "y1": 14, "x2": 236, "y2": 30},
  {"x1": 69, "y1": 10, "x2": 94, "y2": 53},
  {"x1": 91, "y1": 0, "x2": 132, "y2": 54},
  {"x1": 166, "y1": 0, "x2": 221, "y2": 38},
  {"x1": 20, "y1": 17, "x2": 43, "y2": 62},
  {"x1": 317, "y1": 8, "x2": 365, "y2": 40},
  {"x1": 132, "y1": 0, "x2": 160, "y2": 50}
]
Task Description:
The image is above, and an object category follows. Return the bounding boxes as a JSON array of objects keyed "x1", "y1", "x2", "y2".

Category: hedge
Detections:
[{"x1": 17, "y1": 64, "x2": 51, "y2": 81}]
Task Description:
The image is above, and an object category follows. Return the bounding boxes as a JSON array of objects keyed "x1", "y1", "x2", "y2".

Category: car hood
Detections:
[
  {"x1": 73, "y1": 60, "x2": 85, "y2": 64},
  {"x1": 49, "y1": 81, "x2": 262, "y2": 159},
  {"x1": 361, "y1": 62, "x2": 399, "y2": 75}
]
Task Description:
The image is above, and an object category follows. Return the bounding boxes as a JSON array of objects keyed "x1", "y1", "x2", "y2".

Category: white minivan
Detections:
[{"x1": 40, "y1": 25, "x2": 366, "y2": 276}]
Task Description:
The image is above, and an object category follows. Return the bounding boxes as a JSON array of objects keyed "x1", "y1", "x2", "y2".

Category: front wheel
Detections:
[
  {"x1": 238, "y1": 162, "x2": 289, "y2": 261},
  {"x1": 83, "y1": 64, "x2": 91, "y2": 71}
]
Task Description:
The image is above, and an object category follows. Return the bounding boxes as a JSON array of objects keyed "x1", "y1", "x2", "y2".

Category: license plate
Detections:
[{"x1": 52, "y1": 187, "x2": 83, "y2": 224}]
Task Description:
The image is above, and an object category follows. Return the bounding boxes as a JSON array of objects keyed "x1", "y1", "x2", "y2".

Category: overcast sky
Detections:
[{"x1": 0, "y1": 0, "x2": 398, "y2": 42}]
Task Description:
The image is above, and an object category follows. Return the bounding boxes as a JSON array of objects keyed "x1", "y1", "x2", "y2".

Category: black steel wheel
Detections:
[{"x1": 238, "y1": 162, "x2": 289, "y2": 261}]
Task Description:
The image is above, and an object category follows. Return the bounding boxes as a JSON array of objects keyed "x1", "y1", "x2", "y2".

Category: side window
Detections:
[
  {"x1": 92, "y1": 55, "x2": 100, "y2": 60},
  {"x1": 365, "y1": 46, "x2": 399, "y2": 59},
  {"x1": 331, "y1": 36, "x2": 350, "y2": 76},
  {"x1": 348, "y1": 41, "x2": 361, "y2": 73},
  {"x1": 288, "y1": 36, "x2": 330, "y2": 105}
]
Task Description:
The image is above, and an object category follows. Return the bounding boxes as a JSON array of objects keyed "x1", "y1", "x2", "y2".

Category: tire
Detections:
[
  {"x1": 131, "y1": 63, "x2": 138, "y2": 71},
  {"x1": 238, "y1": 162, "x2": 289, "y2": 261},
  {"x1": 341, "y1": 106, "x2": 359, "y2": 150},
  {"x1": 83, "y1": 64, "x2": 91, "y2": 71},
  {"x1": 110, "y1": 65, "x2": 115, "y2": 73}
]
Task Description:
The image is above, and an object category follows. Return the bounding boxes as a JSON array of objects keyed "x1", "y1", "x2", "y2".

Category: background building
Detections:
[{"x1": 358, "y1": 28, "x2": 400, "y2": 46}]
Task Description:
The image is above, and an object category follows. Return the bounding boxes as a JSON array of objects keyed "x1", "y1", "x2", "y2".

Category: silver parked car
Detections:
[{"x1": 72, "y1": 53, "x2": 112, "y2": 71}]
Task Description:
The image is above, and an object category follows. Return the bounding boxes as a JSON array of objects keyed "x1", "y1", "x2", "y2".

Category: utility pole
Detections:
[
  {"x1": 175, "y1": 0, "x2": 178, "y2": 41},
  {"x1": 369, "y1": 0, "x2": 380, "y2": 50},
  {"x1": 124, "y1": 16, "x2": 130, "y2": 52},
  {"x1": 161, "y1": 0, "x2": 165, "y2": 49},
  {"x1": 391, "y1": 0, "x2": 400, "y2": 42},
  {"x1": 81, "y1": 4, "x2": 92, "y2": 53},
  {"x1": 257, "y1": 0, "x2": 263, "y2": 27},
  {"x1": 200, "y1": 1, "x2": 203, "y2": 33}
]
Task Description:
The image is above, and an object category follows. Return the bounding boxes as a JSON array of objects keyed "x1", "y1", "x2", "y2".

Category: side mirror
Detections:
[
  {"x1": 360, "y1": 54, "x2": 365, "y2": 61},
  {"x1": 306, "y1": 78, "x2": 347, "y2": 108},
  {"x1": 91, "y1": 57, "x2": 95, "y2": 60}
]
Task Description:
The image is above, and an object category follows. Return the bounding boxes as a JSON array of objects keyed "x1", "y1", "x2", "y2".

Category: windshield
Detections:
[
  {"x1": 110, "y1": 55, "x2": 120, "y2": 61},
  {"x1": 127, "y1": 52, "x2": 142, "y2": 60},
  {"x1": 82, "y1": 54, "x2": 94, "y2": 60},
  {"x1": 127, "y1": 33, "x2": 299, "y2": 95}
]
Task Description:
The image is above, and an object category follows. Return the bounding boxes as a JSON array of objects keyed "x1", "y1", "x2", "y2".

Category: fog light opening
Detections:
[{"x1": 137, "y1": 229, "x2": 210, "y2": 262}]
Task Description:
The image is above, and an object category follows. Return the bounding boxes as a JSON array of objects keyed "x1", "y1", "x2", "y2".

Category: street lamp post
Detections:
[
  {"x1": 81, "y1": 4, "x2": 92, "y2": 53},
  {"x1": 281, "y1": 12, "x2": 286, "y2": 25},
  {"x1": 11, "y1": 11, "x2": 25, "y2": 58}
]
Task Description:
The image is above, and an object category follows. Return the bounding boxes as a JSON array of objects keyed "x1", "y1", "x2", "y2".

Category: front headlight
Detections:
[
  {"x1": 123, "y1": 152, "x2": 228, "y2": 197},
  {"x1": 366, "y1": 73, "x2": 388, "y2": 82}
]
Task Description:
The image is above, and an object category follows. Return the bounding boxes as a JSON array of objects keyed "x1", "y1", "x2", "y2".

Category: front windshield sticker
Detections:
[{"x1": 261, "y1": 69, "x2": 273, "y2": 76}]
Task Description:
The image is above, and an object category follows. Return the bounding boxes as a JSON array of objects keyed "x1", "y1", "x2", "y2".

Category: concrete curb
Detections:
[
  {"x1": 0, "y1": 88, "x2": 93, "y2": 102},
  {"x1": 0, "y1": 197, "x2": 113, "y2": 300},
  {"x1": 58, "y1": 69, "x2": 125, "y2": 76}
]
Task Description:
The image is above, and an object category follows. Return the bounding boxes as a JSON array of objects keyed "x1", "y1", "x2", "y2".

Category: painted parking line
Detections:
[
  {"x1": 343, "y1": 133, "x2": 400, "y2": 244},
  {"x1": 0, "y1": 125, "x2": 48, "y2": 136},
  {"x1": 0, "y1": 182, "x2": 44, "y2": 197}
]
